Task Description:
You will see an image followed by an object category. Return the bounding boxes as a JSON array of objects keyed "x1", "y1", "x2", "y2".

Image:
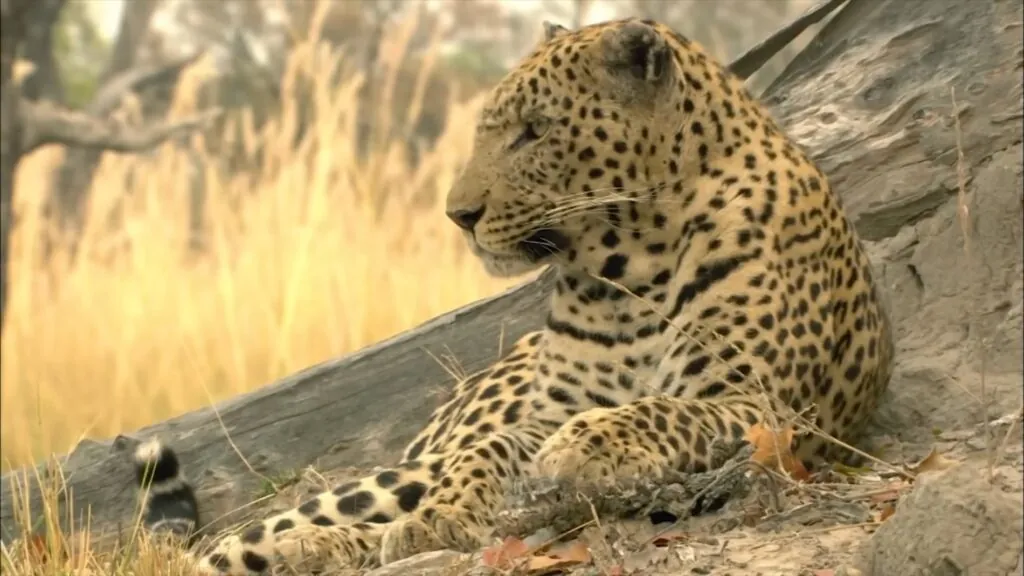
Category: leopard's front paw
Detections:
[
  {"x1": 272, "y1": 524, "x2": 382, "y2": 574},
  {"x1": 379, "y1": 504, "x2": 490, "y2": 564},
  {"x1": 534, "y1": 407, "x2": 670, "y2": 482}
]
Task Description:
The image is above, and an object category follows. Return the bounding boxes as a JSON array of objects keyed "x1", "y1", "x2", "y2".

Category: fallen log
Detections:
[{"x1": 2, "y1": 0, "x2": 1021, "y2": 546}]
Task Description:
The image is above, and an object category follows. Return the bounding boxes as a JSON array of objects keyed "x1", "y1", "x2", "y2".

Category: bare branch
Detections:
[
  {"x1": 728, "y1": 0, "x2": 850, "y2": 81},
  {"x1": 20, "y1": 98, "x2": 221, "y2": 153},
  {"x1": 85, "y1": 51, "x2": 205, "y2": 117}
]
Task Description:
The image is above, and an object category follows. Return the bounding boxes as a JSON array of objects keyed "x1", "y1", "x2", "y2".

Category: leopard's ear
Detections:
[
  {"x1": 542, "y1": 21, "x2": 570, "y2": 42},
  {"x1": 599, "y1": 20, "x2": 672, "y2": 86}
]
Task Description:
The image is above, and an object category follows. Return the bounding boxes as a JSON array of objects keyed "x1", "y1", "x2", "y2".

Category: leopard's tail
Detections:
[{"x1": 133, "y1": 438, "x2": 200, "y2": 545}]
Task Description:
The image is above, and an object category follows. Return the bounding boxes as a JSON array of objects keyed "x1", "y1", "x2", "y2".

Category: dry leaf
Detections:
[
  {"x1": 744, "y1": 422, "x2": 810, "y2": 481},
  {"x1": 481, "y1": 535, "x2": 530, "y2": 569},
  {"x1": 27, "y1": 534, "x2": 50, "y2": 564},
  {"x1": 526, "y1": 540, "x2": 592, "y2": 574},
  {"x1": 651, "y1": 528, "x2": 689, "y2": 548},
  {"x1": 483, "y1": 537, "x2": 592, "y2": 574},
  {"x1": 877, "y1": 503, "x2": 896, "y2": 522},
  {"x1": 908, "y1": 447, "x2": 958, "y2": 477},
  {"x1": 544, "y1": 540, "x2": 591, "y2": 562},
  {"x1": 813, "y1": 571, "x2": 835, "y2": 576}
]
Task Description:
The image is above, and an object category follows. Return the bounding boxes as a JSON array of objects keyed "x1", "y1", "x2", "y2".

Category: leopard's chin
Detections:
[
  {"x1": 464, "y1": 236, "x2": 544, "y2": 278},
  {"x1": 465, "y1": 228, "x2": 569, "y2": 278},
  {"x1": 480, "y1": 255, "x2": 544, "y2": 278}
]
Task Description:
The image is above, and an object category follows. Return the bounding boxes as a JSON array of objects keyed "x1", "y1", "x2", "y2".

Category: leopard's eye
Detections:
[{"x1": 510, "y1": 119, "x2": 549, "y2": 151}]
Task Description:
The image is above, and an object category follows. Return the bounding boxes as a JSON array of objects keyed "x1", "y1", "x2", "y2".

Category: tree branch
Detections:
[
  {"x1": 20, "y1": 98, "x2": 221, "y2": 153},
  {"x1": 728, "y1": 0, "x2": 851, "y2": 81},
  {"x1": 85, "y1": 51, "x2": 205, "y2": 117}
]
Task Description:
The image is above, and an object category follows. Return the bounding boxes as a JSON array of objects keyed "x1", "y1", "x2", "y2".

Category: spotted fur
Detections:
[{"x1": 134, "y1": 18, "x2": 894, "y2": 574}]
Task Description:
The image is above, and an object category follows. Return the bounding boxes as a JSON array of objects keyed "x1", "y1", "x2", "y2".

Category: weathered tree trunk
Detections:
[
  {"x1": 15, "y1": 0, "x2": 65, "y2": 104},
  {"x1": 0, "y1": 0, "x2": 33, "y2": 333},
  {"x1": 0, "y1": 0, "x2": 67, "y2": 333},
  {"x1": 2, "y1": 0, "x2": 1021, "y2": 549}
]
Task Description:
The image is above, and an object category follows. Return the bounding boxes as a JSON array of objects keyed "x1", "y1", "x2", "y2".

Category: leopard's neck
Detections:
[
  {"x1": 525, "y1": 170, "x2": 770, "y2": 429},
  {"x1": 529, "y1": 248, "x2": 684, "y2": 429}
]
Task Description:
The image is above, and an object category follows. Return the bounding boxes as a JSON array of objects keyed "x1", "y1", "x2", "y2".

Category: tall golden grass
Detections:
[{"x1": 0, "y1": 16, "x2": 521, "y2": 474}]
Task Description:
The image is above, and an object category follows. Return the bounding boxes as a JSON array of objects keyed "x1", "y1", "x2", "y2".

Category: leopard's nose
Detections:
[{"x1": 446, "y1": 206, "x2": 486, "y2": 231}]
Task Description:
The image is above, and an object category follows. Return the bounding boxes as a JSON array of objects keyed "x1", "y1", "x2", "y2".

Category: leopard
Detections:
[{"x1": 130, "y1": 17, "x2": 894, "y2": 575}]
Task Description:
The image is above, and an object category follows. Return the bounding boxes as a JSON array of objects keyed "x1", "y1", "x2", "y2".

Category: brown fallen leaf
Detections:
[
  {"x1": 651, "y1": 528, "x2": 690, "y2": 548},
  {"x1": 908, "y1": 447, "x2": 958, "y2": 478},
  {"x1": 483, "y1": 537, "x2": 592, "y2": 574},
  {"x1": 877, "y1": 503, "x2": 896, "y2": 522},
  {"x1": 27, "y1": 534, "x2": 50, "y2": 564},
  {"x1": 481, "y1": 535, "x2": 530, "y2": 570},
  {"x1": 546, "y1": 540, "x2": 591, "y2": 562},
  {"x1": 526, "y1": 540, "x2": 592, "y2": 574},
  {"x1": 744, "y1": 422, "x2": 810, "y2": 481}
]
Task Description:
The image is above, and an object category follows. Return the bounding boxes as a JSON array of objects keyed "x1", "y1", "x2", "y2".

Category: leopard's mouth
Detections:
[
  {"x1": 517, "y1": 228, "x2": 571, "y2": 262},
  {"x1": 462, "y1": 227, "x2": 570, "y2": 277}
]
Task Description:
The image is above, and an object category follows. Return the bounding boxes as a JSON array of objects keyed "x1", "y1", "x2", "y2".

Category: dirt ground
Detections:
[
  {"x1": 247, "y1": 411, "x2": 1023, "y2": 576},
  {"x1": 222, "y1": 146, "x2": 1022, "y2": 575}
]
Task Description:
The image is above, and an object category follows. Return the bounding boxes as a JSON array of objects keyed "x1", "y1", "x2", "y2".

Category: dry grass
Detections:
[
  {"x1": 1, "y1": 12, "x2": 527, "y2": 574},
  {"x1": 0, "y1": 17, "x2": 521, "y2": 474},
  {"x1": 1, "y1": 456, "x2": 204, "y2": 575}
]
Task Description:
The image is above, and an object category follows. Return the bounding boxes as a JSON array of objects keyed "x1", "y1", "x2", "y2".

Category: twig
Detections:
[
  {"x1": 949, "y1": 87, "x2": 996, "y2": 482},
  {"x1": 992, "y1": 403, "x2": 1024, "y2": 474}
]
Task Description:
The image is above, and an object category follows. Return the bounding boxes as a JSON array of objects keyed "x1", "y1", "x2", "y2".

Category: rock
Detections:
[{"x1": 856, "y1": 464, "x2": 1023, "y2": 576}]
